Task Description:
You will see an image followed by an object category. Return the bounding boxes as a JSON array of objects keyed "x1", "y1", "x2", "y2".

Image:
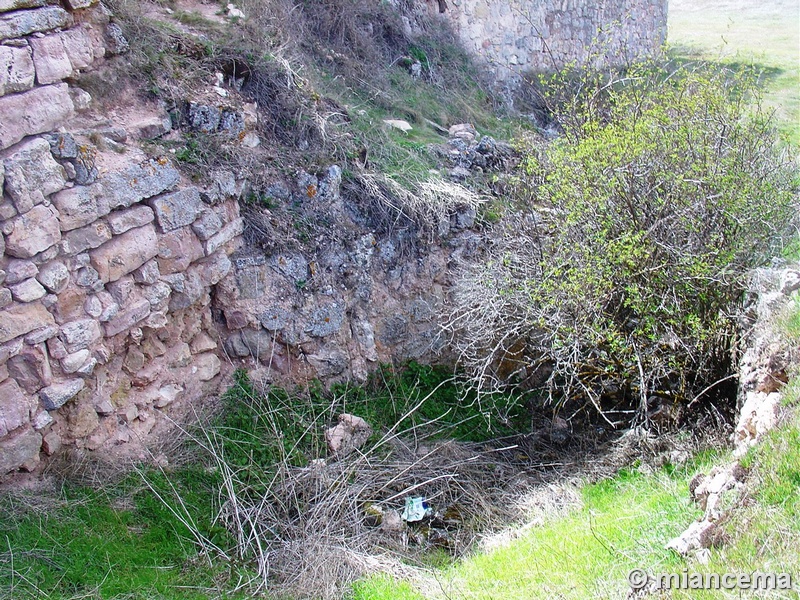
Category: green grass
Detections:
[
  {"x1": 668, "y1": 0, "x2": 800, "y2": 145},
  {"x1": 0, "y1": 468, "x2": 246, "y2": 600}
]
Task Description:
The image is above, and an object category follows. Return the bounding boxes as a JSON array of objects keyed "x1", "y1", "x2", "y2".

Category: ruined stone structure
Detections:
[
  {"x1": 0, "y1": 0, "x2": 667, "y2": 477},
  {"x1": 427, "y1": 0, "x2": 668, "y2": 84}
]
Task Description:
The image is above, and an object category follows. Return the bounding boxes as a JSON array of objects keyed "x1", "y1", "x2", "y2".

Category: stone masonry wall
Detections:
[
  {"x1": 426, "y1": 0, "x2": 667, "y2": 85},
  {"x1": 0, "y1": 0, "x2": 241, "y2": 477}
]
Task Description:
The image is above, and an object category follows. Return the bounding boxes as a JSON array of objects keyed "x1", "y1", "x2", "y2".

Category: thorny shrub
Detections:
[{"x1": 448, "y1": 61, "x2": 799, "y2": 426}]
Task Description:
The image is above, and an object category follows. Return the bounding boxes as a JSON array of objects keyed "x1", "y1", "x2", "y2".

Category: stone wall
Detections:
[
  {"x1": 0, "y1": 0, "x2": 241, "y2": 476},
  {"x1": 425, "y1": 0, "x2": 667, "y2": 84}
]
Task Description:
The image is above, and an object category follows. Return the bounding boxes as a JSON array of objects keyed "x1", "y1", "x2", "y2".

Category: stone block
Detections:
[
  {"x1": 7, "y1": 344, "x2": 51, "y2": 393},
  {"x1": 191, "y1": 208, "x2": 223, "y2": 241},
  {"x1": 41, "y1": 430, "x2": 60, "y2": 455},
  {"x1": 23, "y1": 324, "x2": 58, "y2": 345},
  {"x1": 51, "y1": 184, "x2": 109, "y2": 230},
  {"x1": 36, "y1": 261, "x2": 70, "y2": 293},
  {"x1": 195, "y1": 251, "x2": 231, "y2": 286},
  {"x1": 0, "y1": 378, "x2": 34, "y2": 437},
  {"x1": 39, "y1": 378, "x2": 84, "y2": 410},
  {"x1": 0, "y1": 302, "x2": 55, "y2": 344},
  {"x1": 101, "y1": 158, "x2": 180, "y2": 210},
  {"x1": 59, "y1": 318, "x2": 102, "y2": 352},
  {"x1": 156, "y1": 226, "x2": 204, "y2": 274},
  {"x1": 67, "y1": 400, "x2": 97, "y2": 437},
  {"x1": 8, "y1": 277, "x2": 46, "y2": 302},
  {"x1": 3, "y1": 137, "x2": 67, "y2": 213},
  {"x1": 103, "y1": 297, "x2": 150, "y2": 337},
  {"x1": 4, "y1": 205, "x2": 61, "y2": 258},
  {"x1": 61, "y1": 348, "x2": 89, "y2": 373},
  {"x1": 0, "y1": 288, "x2": 11, "y2": 309},
  {"x1": 60, "y1": 26, "x2": 95, "y2": 70},
  {"x1": 4, "y1": 259, "x2": 38, "y2": 285},
  {"x1": 190, "y1": 331, "x2": 217, "y2": 353},
  {"x1": 0, "y1": 0, "x2": 46, "y2": 12},
  {"x1": 0, "y1": 6, "x2": 72, "y2": 42},
  {"x1": 132, "y1": 259, "x2": 159, "y2": 285},
  {"x1": 105, "y1": 204, "x2": 154, "y2": 235},
  {"x1": 64, "y1": 0, "x2": 97, "y2": 8},
  {"x1": 89, "y1": 224, "x2": 158, "y2": 283},
  {"x1": 61, "y1": 220, "x2": 112, "y2": 255},
  {"x1": 193, "y1": 353, "x2": 220, "y2": 381},
  {"x1": 0, "y1": 83, "x2": 74, "y2": 150},
  {"x1": 0, "y1": 426, "x2": 41, "y2": 474},
  {"x1": 149, "y1": 187, "x2": 202, "y2": 232},
  {"x1": 0, "y1": 44, "x2": 34, "y2": 97},
  {"x1": 204, "y1": 217, "x2": 243, "y2": 254},
  {"x1": 30, "y1": 32, "x2": 72, "y2": 85}
]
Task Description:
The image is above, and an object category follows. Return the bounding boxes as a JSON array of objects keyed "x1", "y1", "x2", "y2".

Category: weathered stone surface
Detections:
[
  {"x1": 259, "y1": 307, "x2": 290, "y2": 331},
  {"x1": 67, "y1": 400, "x2": 97, "y2": 437},
  {"x1": 0, "y1": 198, "x2": 15, "y2": 220},
  {"x1": 195, "y1": 251, "x2": 231, "y2": 286},
  {"x1": 3, "y1": 137, "x2": 66, "y2": 213},
  {"x1": 52, "y1": 184, "x2": 108, "y2": 230},
  {"x1": 190, "y1": 331, "x2": 217, "y2": 354},
  {"x1": 306, "y1": 303, "x2": 345, "y2": 337},
  {"x1": 191, "y1": 209, "x2": 223, "y2": 241},
  {"x1": 0, "y1": 379, "x2": 34, "y2": 437},
  {"x1": 62, "y1": 220, "x2": 112, "y2": 255},
  {"x1": 104, "y1": 22, "x2": 128, "y2": 55},
  {"x1": 0, "y1": 44, "x2": 34, "y2": 97},
  {"x1": 7, "y1": 345, "x2": 51, "y2": 393},
  {"x1": 23, "y1": 324, "x2": 58, "y2": 345},
  {"x1": 0, "y1": 288, "x2": 12, "y2": 309},
  {"x1": 137, "y1": 114, "x2": 171, "y2": 140},
  {"x1": 106, "y1": 276, "x2": 134, "y2": 305},
  {"x1": 154, "y1": 383, "x2": 183, "y2": 408},
  {"x1": 149, "y1": 187, "x2": 202, "y2": 232},
  {"x1": 167, "y1": 270, "x2": 204, "y2": 310},
  {"x1": 41, "y1": 430, "x2": 60, "y2": 455},
  {"x1": 204, "y1": 217, "x2": 243, "y2": 254},
  {"x1": 193, "y1": 353, "x2": 220, "y2": 381},
  {"x1": 5, "y1": 259, "x2": 38, "y2": 285},
  {"x1": 103, "y1": 297, "x2": 150, "y2": 337},
  {"x1": 156, "y1": 226, "x2": 204, "y2": 274},
  {"x1": 132, "y1": 259, "x2": 159, "y2": 285},
  {"x1": 325, "y1": 413, "x2": 372, "y2": 457},
  {"x1": 9, "y1": 277, "x2": 46, "y2": 302},
  {"x1": 64, "y1": 0, "x2": 96, "y2": 9},
  {"x1": 0, "y1": 426, "x2": 41, "y2": 474},
  {"x1": 59, "y1": 318, "x2": 102, "y2": 352},
  {"x1": 32, "y1": 409, "x2": 52, "y2": 430},
  {"x1": 4, "y1": 204, "x2": 61, "y2": 258},
  {"x1": 101, "y1": 159, "x2": 180, "y2": 210},
  {"x1": 90, "y1": 224, "x2": 158, "y2": 283},
  {"x1": 0, "y1": 302, "x2": 55, "y2": 343},
  {"x1": 142, "y1": 281, "x2": 170, "y2": 310},
  {"x1": 36, "y1": 261, "x2": 69, "y2": 293},
  {"x1": 39, "y1": 378, "x2": 84, "y2": 410},
  {"x1": 59, "y1": 26, "x2": 95, "y2": 70},
  {"x1": 106, "y1": 204, "x2": 154, "y2": 235},
  {"x1": 0, "y1": 0, "x2": 46, "y2": 12},
  {"x1": 95, "y1": 291, "x2": 118, "y2": 322},
  {"x1": 0, "y1": 83, "x2": 73, "y2": 150},
  {"x1": 61, "y1": 348, "x2": 90, "y2": 373},
  {"x1": 83, "y1": 294, "x2": 101, "y2": 317},
  {"x1": 30, "y1": 32, "x2": 72, "y2": 85},
  {"x1": 0, "y1": 6, "x2": 71, "y2": 42}
]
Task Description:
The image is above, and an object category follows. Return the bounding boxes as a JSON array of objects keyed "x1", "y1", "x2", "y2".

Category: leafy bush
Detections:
[{"x1": 450, "y1": 62, "x2": 798, "y2": 424}]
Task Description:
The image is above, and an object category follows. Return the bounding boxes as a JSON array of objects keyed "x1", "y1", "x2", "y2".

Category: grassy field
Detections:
[{"x1": 668, "y1": 0, "x2": 800, "y2": 144}]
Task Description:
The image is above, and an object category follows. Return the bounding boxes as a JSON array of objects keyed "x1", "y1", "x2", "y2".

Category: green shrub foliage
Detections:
[{"x1": 451, "y1": 62, "x2": 798, "y2": 424}]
